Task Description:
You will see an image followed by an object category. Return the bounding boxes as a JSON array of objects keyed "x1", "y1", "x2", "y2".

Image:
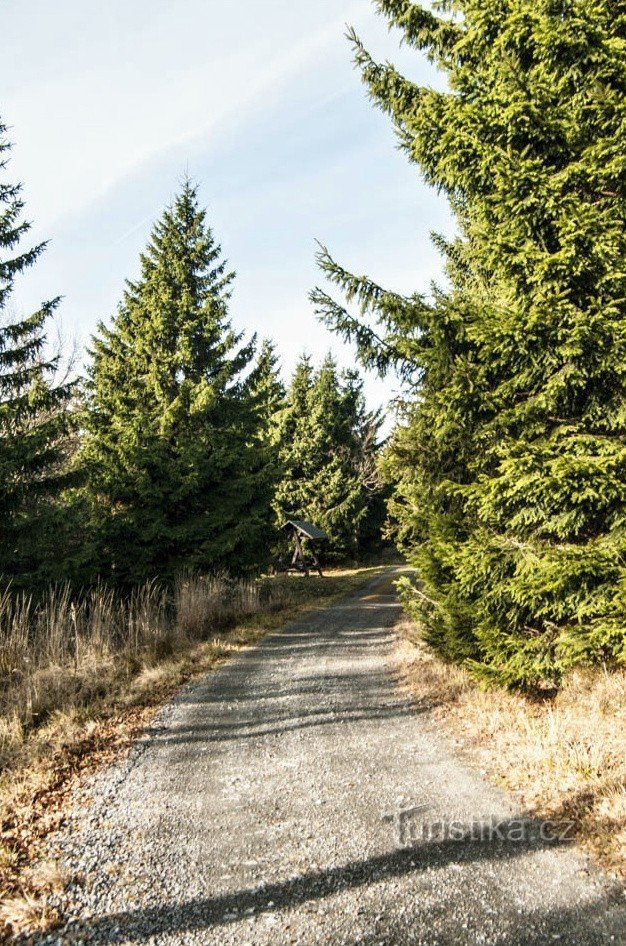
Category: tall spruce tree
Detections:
[
  {"x1": 0, "y1": 120, "x2": 75, "y2": 587},
  {"x1": 274, "y1": 354, "x2": 384, "y2": 558},
  {"x1": 313, "y1": 1, "x2": 626, "y2": 686},
  {"x1": 81, "y1": 182, "x2": 271, "y2": 583}
]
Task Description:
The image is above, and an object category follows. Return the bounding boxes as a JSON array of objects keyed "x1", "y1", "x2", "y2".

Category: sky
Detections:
[{"x1": 2, "y1": 0, "x2": 454, "y2": 417}]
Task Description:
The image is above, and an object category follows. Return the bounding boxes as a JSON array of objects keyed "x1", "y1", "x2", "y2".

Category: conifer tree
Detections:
[
  {"x1": 313, "y1": 0, "x2": 626, "y2": 686},
  {"x1": 243, "y1": 338, "x2": 286, "y2": 559},
  {"x1": 274, "y1": 354, "x2": 384, "y2": 558},
  {"x1": 247, "y1": 339, "x2": 285, "y2": 441},
  {"x1": 0, "y1": 120, "x2": 75, "y2": 586},
  {"x1": 81, "y1": 182, "x2": 271, "y2": 583}
]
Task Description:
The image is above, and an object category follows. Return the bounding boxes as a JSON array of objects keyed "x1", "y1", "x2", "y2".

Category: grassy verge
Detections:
[
  {"x1": 0, "y1": 566, "x2": 387, "y2": 935},
  {"x1": 394, "y1": 616, "x2": 626, "y2": 881}
]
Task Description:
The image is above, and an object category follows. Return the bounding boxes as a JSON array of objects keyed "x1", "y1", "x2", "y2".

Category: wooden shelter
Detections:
[{"x1": 281, "y1": 519, "x2": 328, "y2": 577}]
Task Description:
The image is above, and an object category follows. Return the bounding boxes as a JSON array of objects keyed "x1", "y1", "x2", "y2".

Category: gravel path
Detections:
[{"x1": 39, "y1": 572, "x2": 625, "y2": 945}]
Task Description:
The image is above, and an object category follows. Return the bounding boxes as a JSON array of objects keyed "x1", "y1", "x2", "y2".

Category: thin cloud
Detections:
[{"x1": 14, "y1": 3, "x2": 371, "y2": 233}]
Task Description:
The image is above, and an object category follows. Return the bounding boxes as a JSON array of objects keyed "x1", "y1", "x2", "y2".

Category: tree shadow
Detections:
[
  {"x1": 176, "y1": 669, "x2": 395, "y2": 706},
  {"x1": 32, "y1": 821, "x2": 604, "y2": 944},
  {"x1": 148, "y1": 702, "x2": 422, "y2": 746}
]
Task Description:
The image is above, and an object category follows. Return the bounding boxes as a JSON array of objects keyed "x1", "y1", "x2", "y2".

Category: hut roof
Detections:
[{"x1": 281, "y1": 519, "x2": 329, "y2": 541}]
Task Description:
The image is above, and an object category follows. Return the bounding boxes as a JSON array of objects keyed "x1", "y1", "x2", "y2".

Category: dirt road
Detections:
[{"x1": 41, "y1": 573, "x2": 625, "y2": 944}]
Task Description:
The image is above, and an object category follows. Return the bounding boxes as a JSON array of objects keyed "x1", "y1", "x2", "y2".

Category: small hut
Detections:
[{"x1": 281, "y1": 519, "x2": 329, "y2": 577}]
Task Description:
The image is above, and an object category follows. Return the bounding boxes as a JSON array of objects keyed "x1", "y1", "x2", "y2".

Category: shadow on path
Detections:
[{"x1": 49, "y1": 823, "x2": 580, "y2": 943}]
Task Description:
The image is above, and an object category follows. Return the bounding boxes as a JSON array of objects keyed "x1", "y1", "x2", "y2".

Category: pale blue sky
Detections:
[{"x1": 2, "y1": 0, "x2": 453, "y2": 413}]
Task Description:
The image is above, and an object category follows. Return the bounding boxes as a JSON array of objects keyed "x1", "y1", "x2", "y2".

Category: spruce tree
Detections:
[
  {"x1": 81, "y1": 182, "x2": 271, "y2": 583},
  {"x1": 243, "y1": 338, "x2": 286, "y2": 562},
  {"x1": 0, "y1": 120, "x2": 75, "y2": 587},
  {"x1": 313, "y1": 0, "x2": 626, "y2": 686},
  {"x1": 274, "y1": 354, "x2": 384, "y2": 559},
  {"x1": 247, "y1": 339, "x2": 285, "y2": 441}
]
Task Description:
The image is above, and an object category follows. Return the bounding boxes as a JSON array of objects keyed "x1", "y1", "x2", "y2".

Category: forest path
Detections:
[{"x1": 43, "y1": 572, "x2": 625, "y2": 945}]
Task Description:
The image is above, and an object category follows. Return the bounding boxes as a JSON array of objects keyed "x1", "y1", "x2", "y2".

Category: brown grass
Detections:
[
  {"x1": 0, "y1": 566, "x2": 387, "y2": 938},
  {"x1": 394, "y1": 617, "x2": 626, "y2": 880}
]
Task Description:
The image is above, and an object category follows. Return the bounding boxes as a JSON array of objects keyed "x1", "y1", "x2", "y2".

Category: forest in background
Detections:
[
  {"x1": 2, "y1": 0, "x2": 626, "y2": 691},
  {"x1": 0, "y1": 165, "x2": 388, "y2": 592}
]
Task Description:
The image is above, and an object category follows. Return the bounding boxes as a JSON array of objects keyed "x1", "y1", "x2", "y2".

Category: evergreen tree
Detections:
[
  {"x1": 244, "y1": 338, "x2": 286, "y2": 557},
  {"x1": 313, "y1": 1, "x2": 626, "y2": 686},
  {"x1": 0, "y1": 120, "x2": 75, "y2": 587},
  {"x1": 274, "y1": 354, "x2": 384, "y2": 559},
  {"x1": 247, "y1": 338, "x2": 285, "y2": 441},
  {"x1": 81, "y1": 182, "x2": 271, "y2": 583},
  {"x1": 273, "y1": 353, "x2": 315, "y2": 536}
]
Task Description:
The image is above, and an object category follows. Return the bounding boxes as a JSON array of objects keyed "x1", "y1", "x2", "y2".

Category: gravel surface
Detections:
[{"x1": 36, "y1": 571, "x2": 625, "y2": 945}]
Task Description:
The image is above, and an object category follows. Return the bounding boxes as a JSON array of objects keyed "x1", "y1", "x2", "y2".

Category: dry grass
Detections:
[
  {"x1": 394, "y1": 617, "x2": 626, "y2": 880},
  {"x1": 0, "y1": 566, "x2": 386, "y2": 937}
]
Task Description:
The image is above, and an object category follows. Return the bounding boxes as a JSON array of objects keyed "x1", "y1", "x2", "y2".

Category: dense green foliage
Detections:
[
  {"x1": 314, "y1": 0, "x2": 626, "y2": 686},
  {"x1": 0, "y1": 131, "x2": 386, "y2": 591},
  {"x1": 0, "y1": 122, "x2": 75, "y2": 587},
  {"x1": 274, "y1": 354, "x2": 385, "y2": 559},
  {"x1": 80, "y1": 183, "x2": 275, "y2": 584},
  {"x1": 248, "y1": 338, "x2": 286, "y2": 441}
]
